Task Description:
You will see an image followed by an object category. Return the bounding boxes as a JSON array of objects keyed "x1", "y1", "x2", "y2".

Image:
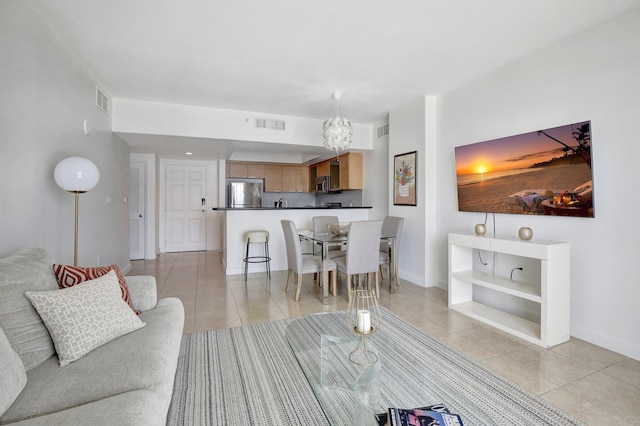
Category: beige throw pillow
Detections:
[{"x1": 25, "y1": 270, "x2": 145, "y2": 367}]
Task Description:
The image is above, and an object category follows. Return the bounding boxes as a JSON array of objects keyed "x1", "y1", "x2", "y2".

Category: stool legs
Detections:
[
  {"x1": 264, "y1": 240, "x2": 271, "y2": 280},
  {"x1": 243, "y1": 237, "x2": 271, "y2": 282},
  {"x1": 244, "y1": 239, "x2": 250, "y2": 281}
]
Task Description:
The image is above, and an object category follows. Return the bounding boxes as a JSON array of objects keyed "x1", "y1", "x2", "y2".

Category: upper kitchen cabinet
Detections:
[
  {"x1": 246, "y1": 164, "x2": 266, "y2": 179},
  {"x1": 264, "y1": 166, "x2": 283, "y2": 192},
  {"x1": 311, "y1": 152, "x2": 363, "y2": 190},
  {"x1": 295, "y1": 167, "x2": 309, "y2": 192},
  {"x1": 316, "y1": 161, "x2": 330, "y2": 177},
  {"x1": 227, "y1": 162, "x2": 248, "y2": 178},
  {"x1": 276, "y1": 166, "x2": 308, "y2": 192},
  {"x1": 228, "y1": 162, "x2": 311, "y2": 193},
  {"x1": 339, "y1": 152, "x2": 363, "y2": 189}
]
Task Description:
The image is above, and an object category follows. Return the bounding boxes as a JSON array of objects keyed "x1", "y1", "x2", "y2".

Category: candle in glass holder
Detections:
[{"x1": 357, "y1": 310, "x2": 371, "y2": 333}]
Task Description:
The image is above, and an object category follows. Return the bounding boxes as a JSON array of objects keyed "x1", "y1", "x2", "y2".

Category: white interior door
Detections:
[
  {"x1": 165, "y1": 164, "x2": 207, "y2": 252},
  {"x1": 129, "y1": 162, "x2": 145, "y2": 260}
]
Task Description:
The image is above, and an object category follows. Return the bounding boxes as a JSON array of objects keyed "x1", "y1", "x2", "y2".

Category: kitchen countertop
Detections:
[{"x1": 212, "y1": 206, "x2": 372, "y2": 211}]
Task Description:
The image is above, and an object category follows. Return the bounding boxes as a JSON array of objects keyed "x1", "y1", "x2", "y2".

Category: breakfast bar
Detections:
[{"x1": 214, "y1": 207, "x2": 372, "y2": 277}]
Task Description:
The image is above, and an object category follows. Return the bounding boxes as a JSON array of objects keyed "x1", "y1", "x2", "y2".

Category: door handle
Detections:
[{"x1": 138, "y1": 214, "x2": 143, "y2": 218}]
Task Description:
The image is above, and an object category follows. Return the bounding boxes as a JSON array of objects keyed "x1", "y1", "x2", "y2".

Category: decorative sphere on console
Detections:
[
  {"x1": 474, "y1": 224, "x2": 486, "y2": 236},
  {"x1": 518, "y1": 227, "x2": 533, "y2": 241}
]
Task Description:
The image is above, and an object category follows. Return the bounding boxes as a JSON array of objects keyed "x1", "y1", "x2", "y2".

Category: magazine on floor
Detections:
[
  {"x1": 387, "y1": 407, "x2": 464, "y2": 426},
  {"x1": 375, "y1": 404, "x2": 463, "y2": 426}
]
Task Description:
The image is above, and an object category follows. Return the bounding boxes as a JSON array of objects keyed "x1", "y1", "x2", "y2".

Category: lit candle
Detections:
[{"x1": 357, "y1": 310, "x2": 371, "y2": 333}]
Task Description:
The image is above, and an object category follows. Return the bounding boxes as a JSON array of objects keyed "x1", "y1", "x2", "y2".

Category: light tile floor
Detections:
[{"x1": 130, "y1": 251, "x2": 640, "y2": 425}]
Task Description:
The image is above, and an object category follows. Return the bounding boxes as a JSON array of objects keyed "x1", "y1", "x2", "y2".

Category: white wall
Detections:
[
  {"x1": 435, "y1": 10, "x2": 640, "y2": 359},
  {"x1": 113, "y1": 99, "x2": 373, "y2": 151},
  {"x1": 363, "y1": 119, "x2": 390, "y2": 221},
  {"x1": 0, "y1": 1, "x2": 131, "y2": 270},
  {"x1": 388, "y1": 98, "x2": 426, "y2": 285}
]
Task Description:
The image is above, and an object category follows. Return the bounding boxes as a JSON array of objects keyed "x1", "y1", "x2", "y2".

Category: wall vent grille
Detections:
[
  {"x1": 96, "y1": 87, "x2": 109, "y2": 114},
  {"x1": 255, "y1": 118, "x2": 285, "y2": 130},
  {"x1": 377, "y1": 123, "x2": 389, "y2": 138}
]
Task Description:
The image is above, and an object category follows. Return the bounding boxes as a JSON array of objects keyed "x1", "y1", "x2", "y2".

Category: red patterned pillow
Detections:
[{"x1": 53, "y1": 264, "x2": 141, "y2": 315}]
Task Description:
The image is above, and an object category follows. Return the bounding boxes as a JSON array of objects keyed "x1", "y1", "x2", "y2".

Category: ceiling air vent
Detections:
[
  {"x1": 255, "y1": 118, "x2": 285, "y2": 131},
  {"x1": 96, "y1": 86, "x2": 109, "y2": 115},
  {"x1": 377, "y1": 123, "x2": 389, "y2": 138}
]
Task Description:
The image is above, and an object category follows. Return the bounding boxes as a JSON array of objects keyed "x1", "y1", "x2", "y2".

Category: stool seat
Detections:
[
  {"x1": 243, "y1": 230, "x2": 271, "y2": 281},
  {"x1": 245, "y1": 230, "x2": 269, "y2": 243}
]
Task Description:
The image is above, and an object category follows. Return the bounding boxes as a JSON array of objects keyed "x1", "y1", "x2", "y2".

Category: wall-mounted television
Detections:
[{"x1": 455, "y1": 120, "x2": 594, "y2": 218}]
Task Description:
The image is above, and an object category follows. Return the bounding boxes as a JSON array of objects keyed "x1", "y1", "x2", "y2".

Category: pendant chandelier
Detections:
[{"x1": 322, "y1": 90, "x2": 353, "y2": 155}]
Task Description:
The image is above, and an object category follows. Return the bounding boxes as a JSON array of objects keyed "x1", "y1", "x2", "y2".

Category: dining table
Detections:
[{"x1": 298, "y1": 230, "x2": 398, "y2": 305}]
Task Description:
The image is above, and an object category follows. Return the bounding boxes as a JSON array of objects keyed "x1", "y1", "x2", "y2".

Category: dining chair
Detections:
[
  {"x1": 379, "y1": 216, "x2": 404, "y2": 287},
  {"x1": 281, "y1": 220, "x2": 337, "y2": 301},
  {"x1": 312, "y1": 215, "x2": 344, "y2": 258},
  {"x1": 333, "y1": 220, "x2": 383, "y2": 301}
]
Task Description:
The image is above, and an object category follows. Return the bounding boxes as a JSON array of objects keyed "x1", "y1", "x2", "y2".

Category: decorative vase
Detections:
[
  {"x1": 474, "y1": 224, "x2": 486, "y2": 236},
  {"x1": 398, "y1": 183, "x2": 409, "y2": 197},
  {"x1": 518, "y1": 227, "x2": 533, "y2": 241}
]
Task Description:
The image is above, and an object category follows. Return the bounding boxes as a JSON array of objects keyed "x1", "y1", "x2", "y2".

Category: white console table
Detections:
[{"x1": 448, "y1": 232, "x2": 570, "y2": 347}]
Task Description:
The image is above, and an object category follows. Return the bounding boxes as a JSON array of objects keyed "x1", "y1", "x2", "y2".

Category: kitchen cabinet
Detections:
[
  {"x1": 264, "y1": 166, "x2": 282, "y2": 192},
  {"x1": 295, "y1": 167, "x2": 309, "y2": 192},
  {"x1": 228, "y1": 162, "x2": 311, "y2": 193},
  {"x1": 247, "y1": 164, "x2": 266, "y2": 179},
  {"x1": 227, "y1": 163, "x2": 248, "y2": 178},
  {"x1": 281, "y1": 167, "x2": 296, "y2": 192},
  {"x1": 309, "y1": 166, "x2": 318, "y2": 192},
  {"x1": 316, "y1": 161, "x2": 330, "y2": 177},
  {"x1": 310, "y1": 153, "x2": 363, "y2": 190},
  {"x1": 268, "y1": 166, "x2": 308, "y2": 193},
  {"x1": 339, "y1": 152, "x2": 363, "y2": 189}
]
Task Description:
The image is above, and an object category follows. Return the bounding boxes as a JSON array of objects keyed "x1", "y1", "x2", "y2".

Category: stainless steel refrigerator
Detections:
[{"x1": 227, "y1": 178, "x2": 263, "y2": 208}]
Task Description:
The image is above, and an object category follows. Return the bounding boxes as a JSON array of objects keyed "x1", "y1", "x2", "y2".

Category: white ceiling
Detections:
[{"x1": 31, "y1": 0, "x2": 640, "y2": 160}]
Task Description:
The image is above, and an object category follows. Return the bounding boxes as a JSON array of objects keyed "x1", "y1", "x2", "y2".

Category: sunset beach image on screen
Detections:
[{"x1": 454, "y1": 120, "x2": 594, "y2": 218}]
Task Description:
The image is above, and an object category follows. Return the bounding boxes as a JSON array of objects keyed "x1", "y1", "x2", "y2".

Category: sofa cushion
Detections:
[
  {"x1": 0, "y1": 248, "x2": 58, "y2": 370},
  {"x1": 0, "y1": 326, "x2": 27, "y2": 417},
  {"x1": 25, "y1": 271, "x2": 146, "y2": 367},
  {"x1": 0, "y1": 391, "x2": 166, "y2": 426},
  {"x1": 53, "y1": 263, "x2": 140, "y2": 314},
  {"x1": 0, "y1": 298, "x2": 184, "y2": 424},
  {"x1": 125, "y1": 275, "x2": 158, "y2": 312}
]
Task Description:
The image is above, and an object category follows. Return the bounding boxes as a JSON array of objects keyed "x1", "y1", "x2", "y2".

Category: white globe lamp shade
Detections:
[{"x1": 54, "y1": 157, "x2": 100, "y2": 193}]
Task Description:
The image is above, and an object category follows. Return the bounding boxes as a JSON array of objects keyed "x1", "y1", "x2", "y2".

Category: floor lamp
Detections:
[{"x1": 54, "y1": 157, "x2": 100, "y2": 266}]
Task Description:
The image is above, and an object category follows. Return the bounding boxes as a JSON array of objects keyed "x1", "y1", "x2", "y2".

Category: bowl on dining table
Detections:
[{"x1": 327, "y1": 222, "x2": 350, "y2": 237}]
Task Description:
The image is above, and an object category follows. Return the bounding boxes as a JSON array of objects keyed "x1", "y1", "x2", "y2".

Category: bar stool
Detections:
[{"x1": 243, "y1": 230, "x2": 271, "y2": 281}]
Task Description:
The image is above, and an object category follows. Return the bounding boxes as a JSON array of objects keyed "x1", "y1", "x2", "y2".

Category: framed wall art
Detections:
[{"x1": 394, "y1": 151, "x2": 417, "y2": 206}]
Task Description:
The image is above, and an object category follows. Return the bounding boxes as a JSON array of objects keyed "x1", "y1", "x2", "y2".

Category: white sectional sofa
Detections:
[{"x1": 0, "y1": 248, "x2": 184, "y2": 425}]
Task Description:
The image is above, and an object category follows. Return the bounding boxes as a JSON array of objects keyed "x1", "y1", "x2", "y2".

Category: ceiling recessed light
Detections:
[{"x1": 185, "y1": 152, "x2": 193, "y2": 155}]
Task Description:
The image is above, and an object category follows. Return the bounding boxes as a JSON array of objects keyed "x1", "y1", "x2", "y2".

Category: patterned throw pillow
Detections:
[
  {"x1": 25, "y1": 270, "x2": 146, "y2": 367},
  {"x1": 53, "y1": 264, "x2": 140, "y2": 315}
]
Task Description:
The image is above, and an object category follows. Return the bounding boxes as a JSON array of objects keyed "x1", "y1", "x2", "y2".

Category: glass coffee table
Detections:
[
  {"x1": 286, "y1": 312, "x2": 383, "y2": 426},
  {"x1": 285, "y1": 311, "x2": 583, "y2": 426}
]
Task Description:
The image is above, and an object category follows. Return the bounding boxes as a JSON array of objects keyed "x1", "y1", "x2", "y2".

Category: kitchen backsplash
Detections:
[{"x1": 262, "y1": 190, "x2": 363, "y2": 208}]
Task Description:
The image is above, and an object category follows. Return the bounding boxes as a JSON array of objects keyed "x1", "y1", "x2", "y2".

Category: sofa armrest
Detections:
[{"x1": 125, "y1": 276, "x2": 158, "y2": 312}]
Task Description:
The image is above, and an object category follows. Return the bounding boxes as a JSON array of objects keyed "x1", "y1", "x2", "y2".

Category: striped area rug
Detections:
[{"x1": 167, "y1": 308, "x2": 583, "y2": 425}]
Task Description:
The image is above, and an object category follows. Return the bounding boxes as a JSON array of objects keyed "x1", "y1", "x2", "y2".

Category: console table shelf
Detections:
[
  {"x1": 448, "y1": 232, "x2": 570, "y2": 348},
  {"x1": 451, "y1": 270, "x2": 541, "y2": 302}
]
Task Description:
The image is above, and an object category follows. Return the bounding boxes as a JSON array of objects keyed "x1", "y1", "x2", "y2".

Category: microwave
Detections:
[{"x1": 316, "y1": 176, "x2": 330, "y2": 193}]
